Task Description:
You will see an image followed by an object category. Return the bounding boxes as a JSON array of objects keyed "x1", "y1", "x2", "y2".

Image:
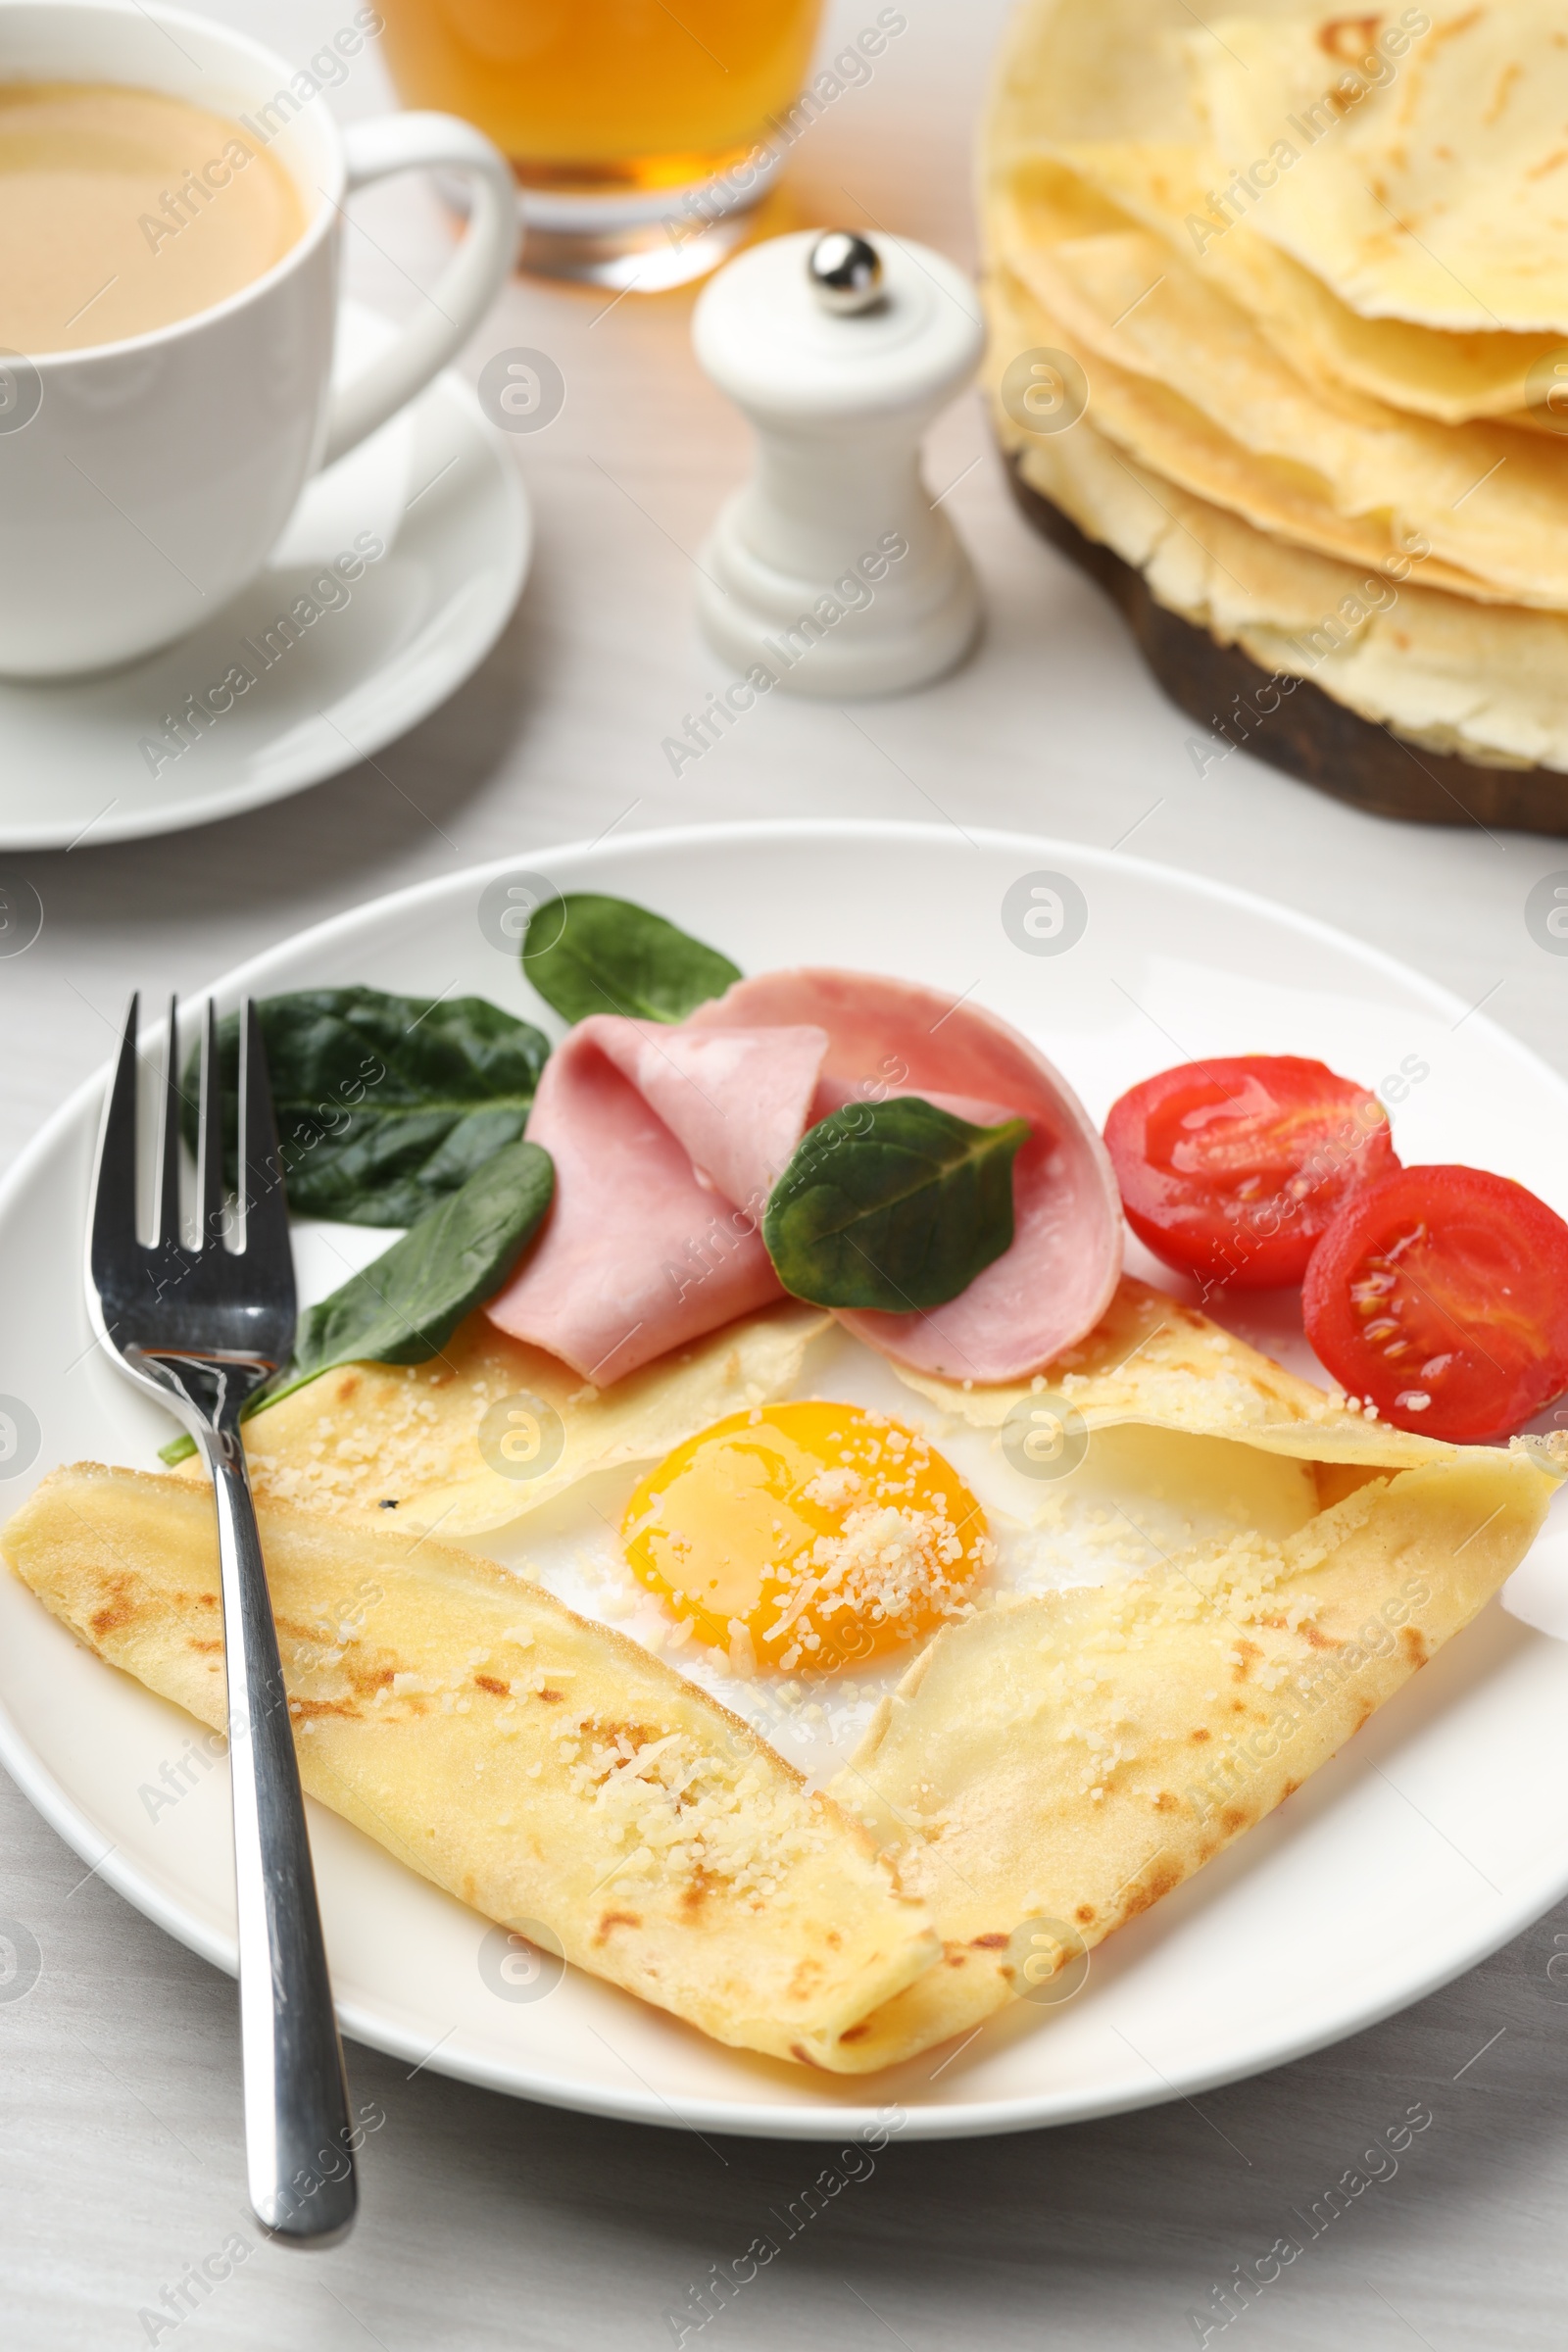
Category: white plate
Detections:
[
  {"x1": 0, "y1": 304, "x2": 530, "y2": 851},
  {"x1": 3, "y1": 820, "x2": 1566, "y2": 2142}
]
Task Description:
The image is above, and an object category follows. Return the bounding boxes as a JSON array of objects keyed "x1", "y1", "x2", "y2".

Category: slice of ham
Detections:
[
  {"x1": 810, "y1": 1073, "x2": 1017, "y2": 1132},
  {"x1": 690, "y1": 968, "x2": 1122, "y2": 1382},
  {"x1": 484, "y1": 1016, "x2": 827, "y2": 1385},
  {"x1": 600, "y1": 1019, "x2": 824, "y2": 1212},
  {"x1": 488, "y1": 970, "x2": 1120, "y2": 1391}
]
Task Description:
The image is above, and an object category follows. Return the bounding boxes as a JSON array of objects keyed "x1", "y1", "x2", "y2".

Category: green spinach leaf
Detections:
[
  {"x1": 183, "y1": 988, "x2": 550, "y2": 1227},
  {"x1": 159, "y1": 1138, "x2": 554, "y2": 1463},
  {"x1": 762, "y1": 1097, "x2": 1028, "y2": 1311},
  {"x1": 292, "y1": 1137, "x2": 554, "y2": 1377},
  {"x1": 521, "y1": 892, "x2": 740, "y2": 1024}
]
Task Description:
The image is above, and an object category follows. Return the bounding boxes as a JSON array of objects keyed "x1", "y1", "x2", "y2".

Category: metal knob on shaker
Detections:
[{"x1": 691, "y1": 227, "x2": 984, "y2": 698}]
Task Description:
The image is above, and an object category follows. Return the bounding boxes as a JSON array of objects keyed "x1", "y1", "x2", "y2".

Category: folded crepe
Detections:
[
  {"x1": 988, "y1": 0, "x2": 1568, "y2": 345},
  {"x1": 1185, "y1": 0, "x2": 1568, "y2": 335},
  {"x1": 8, "y1": 1283, "x2": 1559, "y2": 2070},
  {"x1": 824, "y1": 1278, "x2": 1561, "y2": 2064},
  {"x1": 3, "y1": 1461, "x2": 937, "y2": 2069},
  {"x1": 1037, "y1": 136, "x2": 1555, "y2": 426},
  {"x1": 892, "y1": 1273, "x2": 1445, "y2": 1467},
  {"x1": 992, "y1": 163, "x2": 1568, "y2": 609},
  {"x1": 981, "y1": 0, "x2": 1568, "y2": 772},
  {"x1": 177, "y1": 1298, "x2": 831, "y2": 1540},
  {"x1": 830, "y1": 1422, "x2": 1561, "y2": 2065},
  {"x1": 987, "y1": 264, "x2": 1568, "y2": 773}
]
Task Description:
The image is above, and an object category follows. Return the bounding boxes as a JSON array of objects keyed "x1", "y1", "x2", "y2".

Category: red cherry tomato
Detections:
[
  {"x1": 1302, "y1": 1164, "x2": 1568, "y2": 1441},
  {"x1": 1103, "y1": 1055, "x2": 1399, "y2": 1289}
]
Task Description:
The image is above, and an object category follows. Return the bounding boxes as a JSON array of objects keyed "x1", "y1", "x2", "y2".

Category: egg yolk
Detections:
[{"x1": 621, "y1": 1400, "x2": 993, "y2": 1672}]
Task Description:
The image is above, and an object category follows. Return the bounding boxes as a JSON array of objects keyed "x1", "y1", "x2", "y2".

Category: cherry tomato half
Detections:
[
  {"x1": 1302, "y1": 1164, "x2": 1568, "y2": 1441},
  {"x1": 1103, "y1": 1055, "x2": 1399, "y2": 1289}
]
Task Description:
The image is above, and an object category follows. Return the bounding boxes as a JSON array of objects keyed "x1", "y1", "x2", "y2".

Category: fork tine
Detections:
[
  {"x1": 197, "y1": 1001, "x2": 226, "y2": 1250},
  {"x1": 238, "y1": 1000, "x2": 292, "y2": 1280},
  {"x1": 89, "y1": 992, "x2": 142, "y2": 1282},
  {"x1": 156, "y1": 993, "x2": 184, "y2": 1252}
]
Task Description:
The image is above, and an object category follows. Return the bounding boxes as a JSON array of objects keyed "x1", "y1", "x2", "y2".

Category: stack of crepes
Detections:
[{"x1": 983, "y1": 0, "x2": 1568, "y2": 773}]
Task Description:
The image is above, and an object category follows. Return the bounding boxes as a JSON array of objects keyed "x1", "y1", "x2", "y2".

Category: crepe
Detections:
[
  {"x1": 6, "y1": 1279, "x2": 1561, "y2": 2071},
  {"x1": 994, "y1": 166, "x2": 1568, "y2": 608},
  {"x1": 989, "y1": 0, "x2": 1568, "y2": 337},
  {"x1": 2, "y1": 1461, "x2": 936, "y2": 2069},
  {"x1": 830, "y1": 1438, "x2": 1559, "y2": 2063},
  {"x1": 1047, "y1": 137, "x2": 1556, "y2": 425},
  {"x1": 985, "y1": 0, "x2": 1568, "y2": 433},
  {"x1": 174, "y1": 1299, "x2": 828, "y2": 1540},
  {"x1": 986, "y1": 265, "x2": 1568, "y2": 772},
  {"x1": 1004, "y1": 276, "x2": 1459, "y2": 586},
  {"x1": 987, "y1": 0, "x2": 1203, "y2": 159},
  {"x1": 892, "y1": 1274, "x2": 1446, "y2": 1469},
  {"x1": 1187, "y1": 2, "x2": 1568, "y2": 333},
  {"x1": 836, "y1": 1283, "x2": 1565, "y2": 2056}
]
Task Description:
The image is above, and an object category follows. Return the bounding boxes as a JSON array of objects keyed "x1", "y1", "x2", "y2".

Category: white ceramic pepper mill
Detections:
[{"x1": 691, "y1": 228, "x2": 984, "y2": 697}]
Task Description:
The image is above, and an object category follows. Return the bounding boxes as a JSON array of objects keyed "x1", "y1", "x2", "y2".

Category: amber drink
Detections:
[{"x1": 378, "y1": 0, "x2": 826, "y2": 287}]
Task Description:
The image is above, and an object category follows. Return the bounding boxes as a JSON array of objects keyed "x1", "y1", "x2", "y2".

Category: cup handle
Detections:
[{"x1": 320, "y1": 112, "x2": 519, "y2": 468}]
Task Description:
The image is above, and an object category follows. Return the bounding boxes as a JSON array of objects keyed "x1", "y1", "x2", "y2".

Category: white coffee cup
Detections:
[{"x1": 0, "y1": 0, "x2": 519, "y2": 678}]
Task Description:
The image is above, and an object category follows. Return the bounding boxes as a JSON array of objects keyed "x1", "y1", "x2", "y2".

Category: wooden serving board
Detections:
[{"x1": 1005, "y1": 455, "x2": 1568, "y2": 838}]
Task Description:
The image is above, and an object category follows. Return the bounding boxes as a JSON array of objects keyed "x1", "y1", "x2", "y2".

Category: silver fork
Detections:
[{"x1": 88, "y1": 994, "x2": 356, "y2": 2246}]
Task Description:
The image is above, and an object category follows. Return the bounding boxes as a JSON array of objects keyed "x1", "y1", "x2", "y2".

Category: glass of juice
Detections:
[{"x1": 377, "y1": 0, "x2": 827, "y2": 288}]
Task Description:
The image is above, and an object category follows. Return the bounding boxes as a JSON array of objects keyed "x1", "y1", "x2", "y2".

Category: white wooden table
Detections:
[{"x1": 4, "y1": 4, "x2": 1565, "y2": 2343}]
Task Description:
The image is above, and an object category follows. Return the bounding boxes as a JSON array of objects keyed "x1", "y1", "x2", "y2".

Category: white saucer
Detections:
[{"x1": 0, "y1": 305, "x2": 530, "y2": 850}]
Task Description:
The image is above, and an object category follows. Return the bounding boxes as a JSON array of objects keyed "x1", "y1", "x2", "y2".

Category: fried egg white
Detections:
[{"x1": 480, "y1": 1324, "x2": 1323, "y2": 1788}]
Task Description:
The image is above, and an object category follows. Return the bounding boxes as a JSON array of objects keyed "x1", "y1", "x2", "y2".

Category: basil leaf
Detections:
[
  {"x1": 183, "y1": 988, "x2": 549, "y2": 1227},
  {"x1": 762, "y1": 1097, "x2": 1029, "y2": 1311},
  {"x1": 521, "y1": 892, "x2": 740, "y2": 1024},
  {"x1": 293, "y1": 1137, "x2": 554, "y2": 1378},
  {"x1": 157, "y1": 1138, "x2": 554, "y2": 1464}
]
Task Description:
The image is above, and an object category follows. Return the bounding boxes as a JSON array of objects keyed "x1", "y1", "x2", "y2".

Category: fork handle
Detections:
[{"x1": 199, "y1": 1423, "x2": 358, "y2": 2244}]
